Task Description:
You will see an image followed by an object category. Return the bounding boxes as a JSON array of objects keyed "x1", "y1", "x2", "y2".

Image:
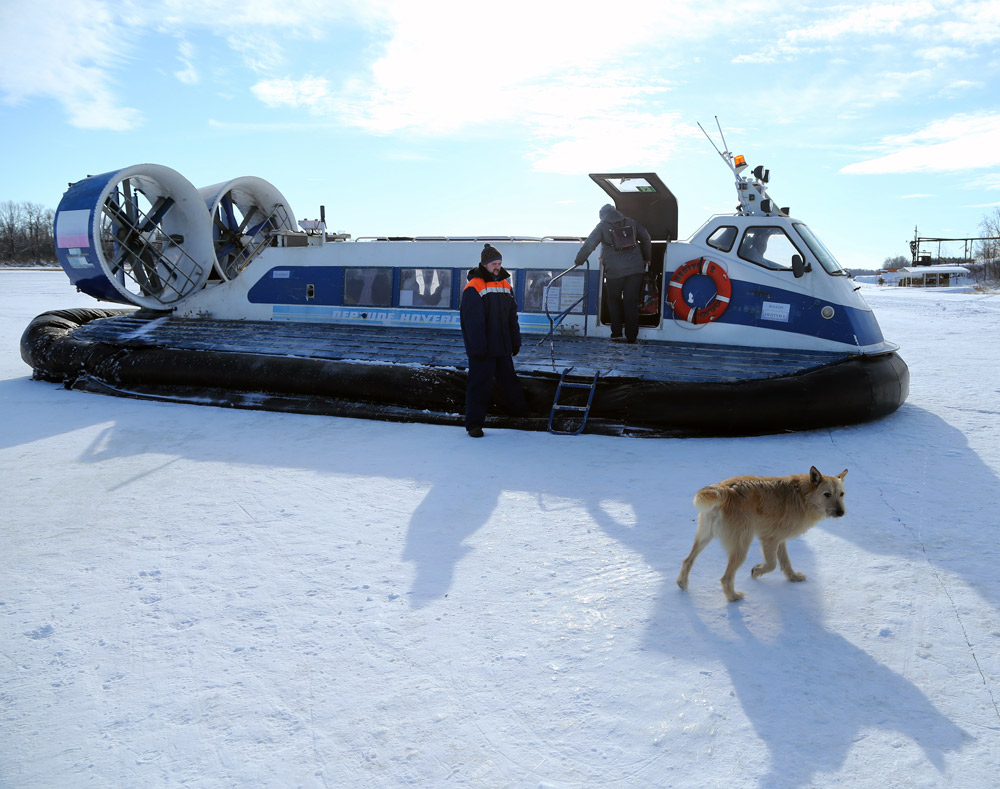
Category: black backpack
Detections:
[{"x1": 609, "y1": 220, "x2": 637, "y2": 251}]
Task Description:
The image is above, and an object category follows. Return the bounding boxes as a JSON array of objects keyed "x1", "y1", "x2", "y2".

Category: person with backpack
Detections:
[
  {"x1": 574, "y1": 204, "x2": 652, "y2": 343},
  {"x1": 460, "y1": 244, "x2": 529, "y2": 437}
]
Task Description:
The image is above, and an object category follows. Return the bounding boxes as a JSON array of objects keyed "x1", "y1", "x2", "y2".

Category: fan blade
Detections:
[
  {"x1": 102, "y1": 198, "x2": 132, "y2": 231},
  {"x1": 237, "y1": 206, "x2": 262, "y2": 234},
  {"x1": 138, "y1": 196, "x2": 175, "y2": 232},
  {"x1": 246, "y1": 214, "x2": 274, "y2": 237},
  {"x1": 222, "y1": 193, "x2": 239, "y2": 231},
  {"x1": 213, "y1": 208, "x2": 230, "y2": 234},
  {"x1": 122, "y1": 179, "x2": 137, "y2": 225}
]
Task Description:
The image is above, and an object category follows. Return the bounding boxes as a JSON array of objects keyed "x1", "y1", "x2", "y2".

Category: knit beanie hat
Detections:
[
  {"x1": 599, "y1": 203, "x2": 623, "y2": 222},
  {"x1": 481, "y1": 243, "x2": 502, "y2": 264}
]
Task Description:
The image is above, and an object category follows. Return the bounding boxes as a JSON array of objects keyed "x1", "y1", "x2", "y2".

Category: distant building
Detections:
[
  {"x1": 876, "y1": 264, "x2": 972, "y2": 288},
  {"x1": 898, "y1": 265, "x2": 971, "y2": 288}
]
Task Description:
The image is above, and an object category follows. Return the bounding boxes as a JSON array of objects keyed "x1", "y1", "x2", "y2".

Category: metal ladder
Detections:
[{"x1": 548, "y1": 368, "x2": 599, "y2": 435}]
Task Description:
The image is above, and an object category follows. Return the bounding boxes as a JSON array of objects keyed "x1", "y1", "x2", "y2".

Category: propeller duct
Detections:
[
  {"x1": 54, "y1": 164, "x2": 215, "y2": 309},
  {"x1": 199, "y1": 177, "x2": 296, "y2": 281}
]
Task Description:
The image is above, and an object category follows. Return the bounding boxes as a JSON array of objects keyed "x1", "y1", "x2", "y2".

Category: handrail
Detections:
[{"x1": 537, "y1": 261, "x2": 590, "y2": 369}]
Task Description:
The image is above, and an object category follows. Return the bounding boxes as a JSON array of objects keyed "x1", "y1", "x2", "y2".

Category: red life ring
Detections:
[{"x1": 668, "y1": 257, "x2": 732, "y2": 324}]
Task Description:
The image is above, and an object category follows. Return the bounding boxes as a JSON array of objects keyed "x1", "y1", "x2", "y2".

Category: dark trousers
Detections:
[
  {"x1": 605, "y1": 272, "x2": 644, "y2": 341},
  {"x1": 465, "y1": 354, "x2": 528, "y2": 428}
]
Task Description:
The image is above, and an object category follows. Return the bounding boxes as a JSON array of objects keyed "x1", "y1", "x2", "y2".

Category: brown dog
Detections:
[{"x1": 676, "y1": 466, "x2": 848, "y2": 602}]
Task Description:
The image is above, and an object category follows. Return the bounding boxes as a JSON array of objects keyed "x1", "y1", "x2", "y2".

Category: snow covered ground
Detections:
[{"x1": 2, "y1": 269, "x2": 998, "y2": 788}]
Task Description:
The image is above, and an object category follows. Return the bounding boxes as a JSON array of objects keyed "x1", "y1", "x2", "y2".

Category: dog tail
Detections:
[{"x1": 693, "y1": 485, "x2": 727, "y2": 513}]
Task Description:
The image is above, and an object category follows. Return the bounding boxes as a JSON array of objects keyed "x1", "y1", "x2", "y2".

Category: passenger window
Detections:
[
  {"x1": 524, "y1": 269, "x2": 586, "y2": 313},
  {"x1": 707, "y1": 226, "x2": 738, "y2": 252},
  {"x1": 343, "y1": 268, "x2": 392, "y2": 306},
  {"x1": 738, "y1": 227, "x2": 803, "y2": 271},
  {"x1": 399, "y1": 268, "x2": 451, "y2": 308}
]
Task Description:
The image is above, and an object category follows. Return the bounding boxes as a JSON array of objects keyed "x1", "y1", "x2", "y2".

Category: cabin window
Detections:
[
  {"x1": 738, "y1": 227, "x2": 805, "y2": 272},
  {"x1": 793, "y1": 224, "x2": 846, "y2": 275},
  {"x1": 707, "y1": 226, "x2": 738, "y2": 252},
  {"x1": 343, "y1": 268, "x2": 392, "y2": 306},
  {"x1": 399, "y1": 268, "x2": 451, "y2": 308},
  {"x1": 523, "y1": 269, "x2": 587, "y2": 313}
]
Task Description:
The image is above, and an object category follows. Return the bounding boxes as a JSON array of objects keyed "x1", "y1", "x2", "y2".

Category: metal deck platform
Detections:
[{"x1": 70, "y1": 313, "x2": 850, "y2": 384}]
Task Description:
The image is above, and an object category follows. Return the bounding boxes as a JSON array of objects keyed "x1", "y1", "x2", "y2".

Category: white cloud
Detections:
[
  {"x1": 156, "y1": 0, "x2": 391, "y2": 29},
  {"x1": 967, "y1": 173, "x2": 1000, "y2": 191},
  {"x1": 0, "y1": 0, "x2": 143, "y2": 130},
  {"x1": 274, "y1": 1, "x2": 701, "y2": 170},
  {"x1": 936, "y1": 79, "x2": 980, "y2": 98},
  {"x1": 4, "y1": 0, "x2": 998, "y2": 180},
  {"x1": 206, "y1": 119, "x2": 341, "y2": 132},
  {"x1": 251, "y1": 76, "x2": 334, "y2": 112},
  {"x1": 784, "y1": 2, "x2": 938, "y2": 45},
  {"x1": 174, "y1": 40, "x2": 199, "y2": 85},
  {"x1": 227, "y1": 33, "x2": 287, "y2": 74},
  {"x1": 842, "y1": 112, "x2": 1000, "y2": 174},
  {"x1": 733, "y1": 0, "x2": 1000, "y2": 64},
  {"x1": 919, "y1": 45, "x2": 970, "y2": 63},
  {"x1": 382, "y1": 150, "x2": 430, "y2": 162},
  {"x1": 528, "y1": 112, "x2": 692, "y2": 175},
  {"x1": 0, "y1": 0, "x2": 388, "y2": 131},
  {"x1": 936, "y1": 0, "x2": 1000, "y2": 46}
]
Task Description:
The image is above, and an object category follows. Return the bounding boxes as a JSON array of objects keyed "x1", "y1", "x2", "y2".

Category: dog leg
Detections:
[
  {"x1": 677, "y1": 516, "x2": 713, "y2": 591},
  {"x1": 777, "y1": 542, "x2": 807, "y2": 582},
  {"x1": 751, "y1": 538, "x2": 779, "y2": 579},
  {"x1": 720, "y1": 533, "x2": 752, "y2": 603}
]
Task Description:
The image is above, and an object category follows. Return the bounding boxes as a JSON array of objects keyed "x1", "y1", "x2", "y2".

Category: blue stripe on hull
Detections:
[
  {"x1": 250, "y1": 266, "x2": 883, "y2": 348},
  {"x1": 272, "y1": 304, "x2": 462, "y2": 328},
  {"x1": 667, "y1": 279, "x2": 884, "y2": 347}
]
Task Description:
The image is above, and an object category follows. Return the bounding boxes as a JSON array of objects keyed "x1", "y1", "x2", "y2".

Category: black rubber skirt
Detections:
[{"x1": 21, "y1": 308, "x2": 909, "y2": 438}]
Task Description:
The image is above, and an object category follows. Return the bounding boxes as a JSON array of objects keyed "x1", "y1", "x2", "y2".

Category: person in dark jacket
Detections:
[
  {"x1": 575, "y1": 204, "x2": 652, "y2": 343},
  {"x1": 460, "y1": 244, "x2": 528, "y2": 437}
]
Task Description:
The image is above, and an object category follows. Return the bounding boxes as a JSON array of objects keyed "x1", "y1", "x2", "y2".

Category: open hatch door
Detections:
[{"x1": 589, "y1": 173, "x2": 678, "y2": 242}]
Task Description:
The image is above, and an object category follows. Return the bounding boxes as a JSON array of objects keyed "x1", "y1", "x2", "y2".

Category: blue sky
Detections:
[{"x1": 1, "y1": 0, "x2": 999, "y2": 270}]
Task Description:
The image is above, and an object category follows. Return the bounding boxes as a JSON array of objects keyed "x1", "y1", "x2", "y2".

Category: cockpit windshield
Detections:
[{"x1": 794, "y1": 223, "x2": 847, "y2": 275}]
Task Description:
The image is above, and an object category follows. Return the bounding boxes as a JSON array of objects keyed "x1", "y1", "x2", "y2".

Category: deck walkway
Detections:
[{"x1": 72, "y1": 314, "x2": 850, "y2": 384}]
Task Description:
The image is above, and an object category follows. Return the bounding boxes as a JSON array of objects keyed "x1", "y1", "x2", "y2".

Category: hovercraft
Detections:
[{"x1": 21, "y1": 125, "x2": 908, "y2": 437}]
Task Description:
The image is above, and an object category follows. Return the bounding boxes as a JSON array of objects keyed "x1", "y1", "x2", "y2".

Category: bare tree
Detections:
[
  {"x1": 0, "y1": 200, "x2": 24, "y2": 261},
  {"x1": 0, "y1": 200, "x2": 57, "y2": 265},
  {"x1": 978, "y1": 208, "x2": 1000, "y2": 257},
  {"x1": 22, "y1": 202, "x2": 53, "y2": 262},
  {"x1": 977, "y1": 208, "x2": 1000, "y2": 282}
]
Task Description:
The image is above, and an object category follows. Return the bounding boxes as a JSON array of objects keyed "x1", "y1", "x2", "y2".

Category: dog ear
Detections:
[
  {"x1": 809, "y1": 466, "x2": 822, "y2": 486},
  {"x1": 838, "y1": 469, "x2": 848, "y2": 480}
]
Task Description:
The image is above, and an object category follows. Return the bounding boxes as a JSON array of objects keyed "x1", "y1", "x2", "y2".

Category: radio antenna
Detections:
[
  {"x1": 698, "y1": 117, "x2": 739, "y2": 178},
  {"x1": 715, "y1": 116, "x2": 730, "y2": 159},
  {"x1": 697, "y1": 117, "x2": 782, "y2": 217}
]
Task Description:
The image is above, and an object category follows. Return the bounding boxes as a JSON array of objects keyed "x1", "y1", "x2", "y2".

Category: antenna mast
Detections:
[{"x1": 698, "y1": 117, "x2": 783, "y2": 217}]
